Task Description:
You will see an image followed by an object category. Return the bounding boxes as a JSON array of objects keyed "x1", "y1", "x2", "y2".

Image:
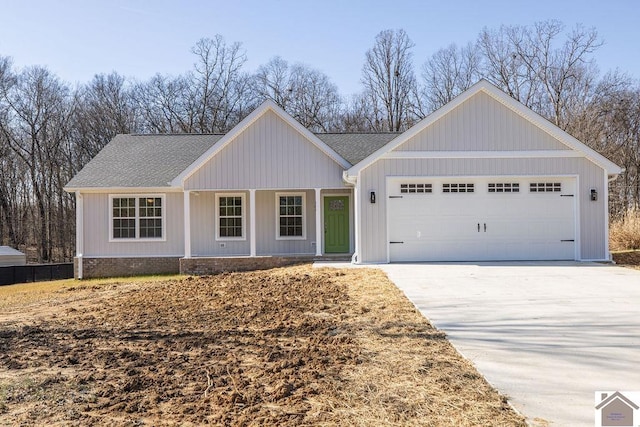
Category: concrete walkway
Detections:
[{"x1": 372, "y1": 262, "x2": 640, "y2": 426}]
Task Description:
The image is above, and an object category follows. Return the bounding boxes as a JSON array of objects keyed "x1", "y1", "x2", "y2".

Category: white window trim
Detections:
[
  {"x1": 275, "y1": 192, "x2": 306, "y2": 241},
  {"x1": 215, "y1": 193, "x2": 247, "y2": 241},
  {"x1": 108, "y1": 194, "x2": 167, "y2": 242}
]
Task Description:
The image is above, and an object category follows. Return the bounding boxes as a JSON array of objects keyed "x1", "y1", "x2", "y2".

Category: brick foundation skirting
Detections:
[
  {"x1": 75, "y1": 255, "x2": 350, "y2": 279},
  {"x1": 75, "y1": 257, "x2": 180, "y2": 279},
  {"x1": 179, "y1": 256, "x2": 316, "y2": 275}
]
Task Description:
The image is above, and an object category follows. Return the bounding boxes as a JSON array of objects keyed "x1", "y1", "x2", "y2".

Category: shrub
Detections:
[{"x1": 610, "y1": 208, "x2": 640, "y2": 251}]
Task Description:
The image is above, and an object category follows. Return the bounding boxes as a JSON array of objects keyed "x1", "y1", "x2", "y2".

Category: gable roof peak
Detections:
[
  {"x1": 346, "y1": 79, "x2": 622, "y2": 177},
  {"x1": 169, "y1": 98, "x2": 351, "y2": 186}
]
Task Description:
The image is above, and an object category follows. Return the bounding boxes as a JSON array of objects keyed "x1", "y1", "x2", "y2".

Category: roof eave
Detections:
[{"x1": 64, "y1": 186, "x2": 183, "y2": 194}]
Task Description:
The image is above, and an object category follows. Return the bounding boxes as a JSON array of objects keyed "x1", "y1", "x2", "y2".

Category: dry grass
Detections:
[
  {"x1": 0, "y1": 266, "x2": 525, "y2": 426},
  {"x1": 610, "y1": 208, "x2": 640, "y2": 251},
  {"x1": 0, "y1": 274, "x2": 183, "y2": 312},
  {"x1": 315, "y1": 267, "x2": 523, "y2": 426}
]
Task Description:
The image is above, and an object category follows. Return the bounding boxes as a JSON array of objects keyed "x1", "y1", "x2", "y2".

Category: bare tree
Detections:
[
  {"x1": 478, "y1": 24, "x2": 543, "y2": 108},
  {"x1": 421, "y1": 43, "x2": 481, "y2": 112},
  {"x1": 253, "y1": 57, "x2": 343, "y2": 131},
  {"x1": 132, "y1": 74, "x2": 192, "y2": 133},
  {"x1": 338, "y1": 94, "x2": 375, "y2": 132},
  {"x1": 569, "y1": 73, "x2": 640, "y2": 216},
  {"x1": 72, "y1": 72, "x2": 137, "y2": 165},
  {"x1": 478, "y1": 20, "x2": 602, "y2": 129},
  {"x1": 361, "y1": 29, "x2": 418, "y2": 131},
  {"x1": 188, "y1": 36, "x2": 252, "y2": 132},
  {"x1": 253, "y1": 57, "x2": 292, "y2": 108},
  {"x1": 513, "y1": 20, "x2": 602, "y2": 128},
  {"x1": 132, "y1": 36, "x2": 253, "y2": 134},
  {"x1": 0, "y1": 66, "x2": 74, "y2": 261}
]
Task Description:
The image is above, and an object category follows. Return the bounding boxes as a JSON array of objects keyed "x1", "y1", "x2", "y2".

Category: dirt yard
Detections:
[
  {"x1": 0, "y1": 266, "x2": 525, "y2": 426},
  {"x1": 612, "y1": 250, "x2": 640, "y2": 269}
]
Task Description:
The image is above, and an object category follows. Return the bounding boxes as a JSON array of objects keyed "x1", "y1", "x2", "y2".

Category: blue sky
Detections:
[{"x1": 0, "y1": 0, "x2": 637, "y2": 95}]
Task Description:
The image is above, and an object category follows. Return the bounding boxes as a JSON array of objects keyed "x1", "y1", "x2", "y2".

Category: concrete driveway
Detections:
[{"x1": 377, "y1": 262, "x2": 640, "y2": 426}]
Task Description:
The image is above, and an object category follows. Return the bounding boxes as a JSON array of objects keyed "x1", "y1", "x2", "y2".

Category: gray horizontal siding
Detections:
[
  {"x1": 185, "y1": 110, "x2": 347, "y2": 190},
  {"x1": 397, "y1": 91, "x2": 567, "y2": 152},
  {"x1": 359, "y1": 157, "x2": 606, "y2": 262},
  {"x1": 83, "y1": 192, "x2": 184, "y2": 257}
]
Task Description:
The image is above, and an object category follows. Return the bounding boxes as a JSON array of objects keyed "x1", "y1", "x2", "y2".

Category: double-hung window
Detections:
[
  {"x1": 110, "y1": 195, "x2": 165, "y2": 241},
  {"x1": 216, "y1": 194, "x2": 245, "y2": 240},
  {"x1": 276, "y1": 193, "x2": 305, "y2": 240}
]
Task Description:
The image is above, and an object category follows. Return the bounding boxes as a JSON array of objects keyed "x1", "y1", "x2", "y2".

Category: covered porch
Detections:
[{"x1": 182, "y1": 187, "x2": 354, "y2": 266}]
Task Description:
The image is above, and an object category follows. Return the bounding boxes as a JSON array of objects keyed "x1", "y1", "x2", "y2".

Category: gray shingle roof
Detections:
[
  {"x1": 65, "y1": 134, "x2": 224, "y2": 189},
  {"x1": 316, "y1": 133, "x2": 399, "y2": 165},
  {"x1": 65, "y1": 132, "x2": 398, "y2": 189}
]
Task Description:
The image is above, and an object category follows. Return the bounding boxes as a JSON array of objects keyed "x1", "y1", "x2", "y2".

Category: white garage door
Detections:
[{"x1": 388, "y1": 177, "x2": 576, "y2": 261}]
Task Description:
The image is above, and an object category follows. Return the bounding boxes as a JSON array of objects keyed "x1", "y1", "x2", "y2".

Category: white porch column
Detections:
[
  {"x1": 183, "y1": 191, "x2": 191, "y2": 258},
  {"x1": 250, "y1": 189, "x2": 257, "y2": 257},
  {"x1": 353, "y1": 180, "x2": 360, "y2": 264},
  {"x1": 75, "y1": 191, "x2": 84, "y2": 279},
  {"x1": 315, "y1": 188, "x2": 322, "y2": 256}
]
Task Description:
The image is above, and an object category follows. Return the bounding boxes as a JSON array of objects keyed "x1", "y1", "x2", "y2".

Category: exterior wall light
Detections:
[
  {"x1": 370, "y1": 191, "x2": 376, "y2": 203},
  {"x1": 590, "y1": 188, "x2": 598, "y2": 201}
]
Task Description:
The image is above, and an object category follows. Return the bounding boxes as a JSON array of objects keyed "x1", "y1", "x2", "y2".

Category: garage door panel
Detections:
[
  {"x1": 391, "y1": 239, "x2": 486, "y2": 262},
  {"x1": 388, "y1": 177, "x2": 576, "y2": 262}
]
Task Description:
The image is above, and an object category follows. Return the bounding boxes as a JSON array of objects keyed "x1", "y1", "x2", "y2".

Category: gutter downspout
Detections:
[{"x1": 75, "y1": 192, "x2": 83, "y2": 279}]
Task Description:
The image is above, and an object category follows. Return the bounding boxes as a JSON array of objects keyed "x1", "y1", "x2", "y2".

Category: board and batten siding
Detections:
[
  {"x1": 190, "y1": 191, "x2": 251, "y2": 256},
  {"x1": 256, "y1": 190, "x2": 317, "y2": 256},
  {"x1": 82, "y1": 192, "x2": 184, "y2": 257},
  {"x1": 396, "y1": 91, "x2": 567, "y2": 152},
  {"x1": 189, "y1": 190, "x2": 324, "y2": 256},
  {"x1": 184, "y1": 110, "x2": 347, "y2": 190},
  {"x1": 359, "y1": 157, "x2": 607, "y2": 262}
]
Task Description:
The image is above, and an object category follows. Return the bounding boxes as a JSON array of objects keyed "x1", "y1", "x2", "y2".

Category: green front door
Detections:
[{"x1": 324, "y1": 196, "x2": 350, "y2": 253}]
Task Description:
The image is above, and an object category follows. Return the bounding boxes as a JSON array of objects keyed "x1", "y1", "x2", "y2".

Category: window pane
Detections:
[
  {"x1": 111, "y1": 196, "x2": 162, "y2": 240},
  {"x1": 218, "y1": 196, "x2": 243, "y2": 238},
  {"x1": 113, "y1": 198, "x2": 137, "y2": 238},
  {"x1": 277, "y1": 194, "x2": 304, "y2": 238},
  {"x1": 139, "y1": 197, "x2": 162, "y2": 239}
]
